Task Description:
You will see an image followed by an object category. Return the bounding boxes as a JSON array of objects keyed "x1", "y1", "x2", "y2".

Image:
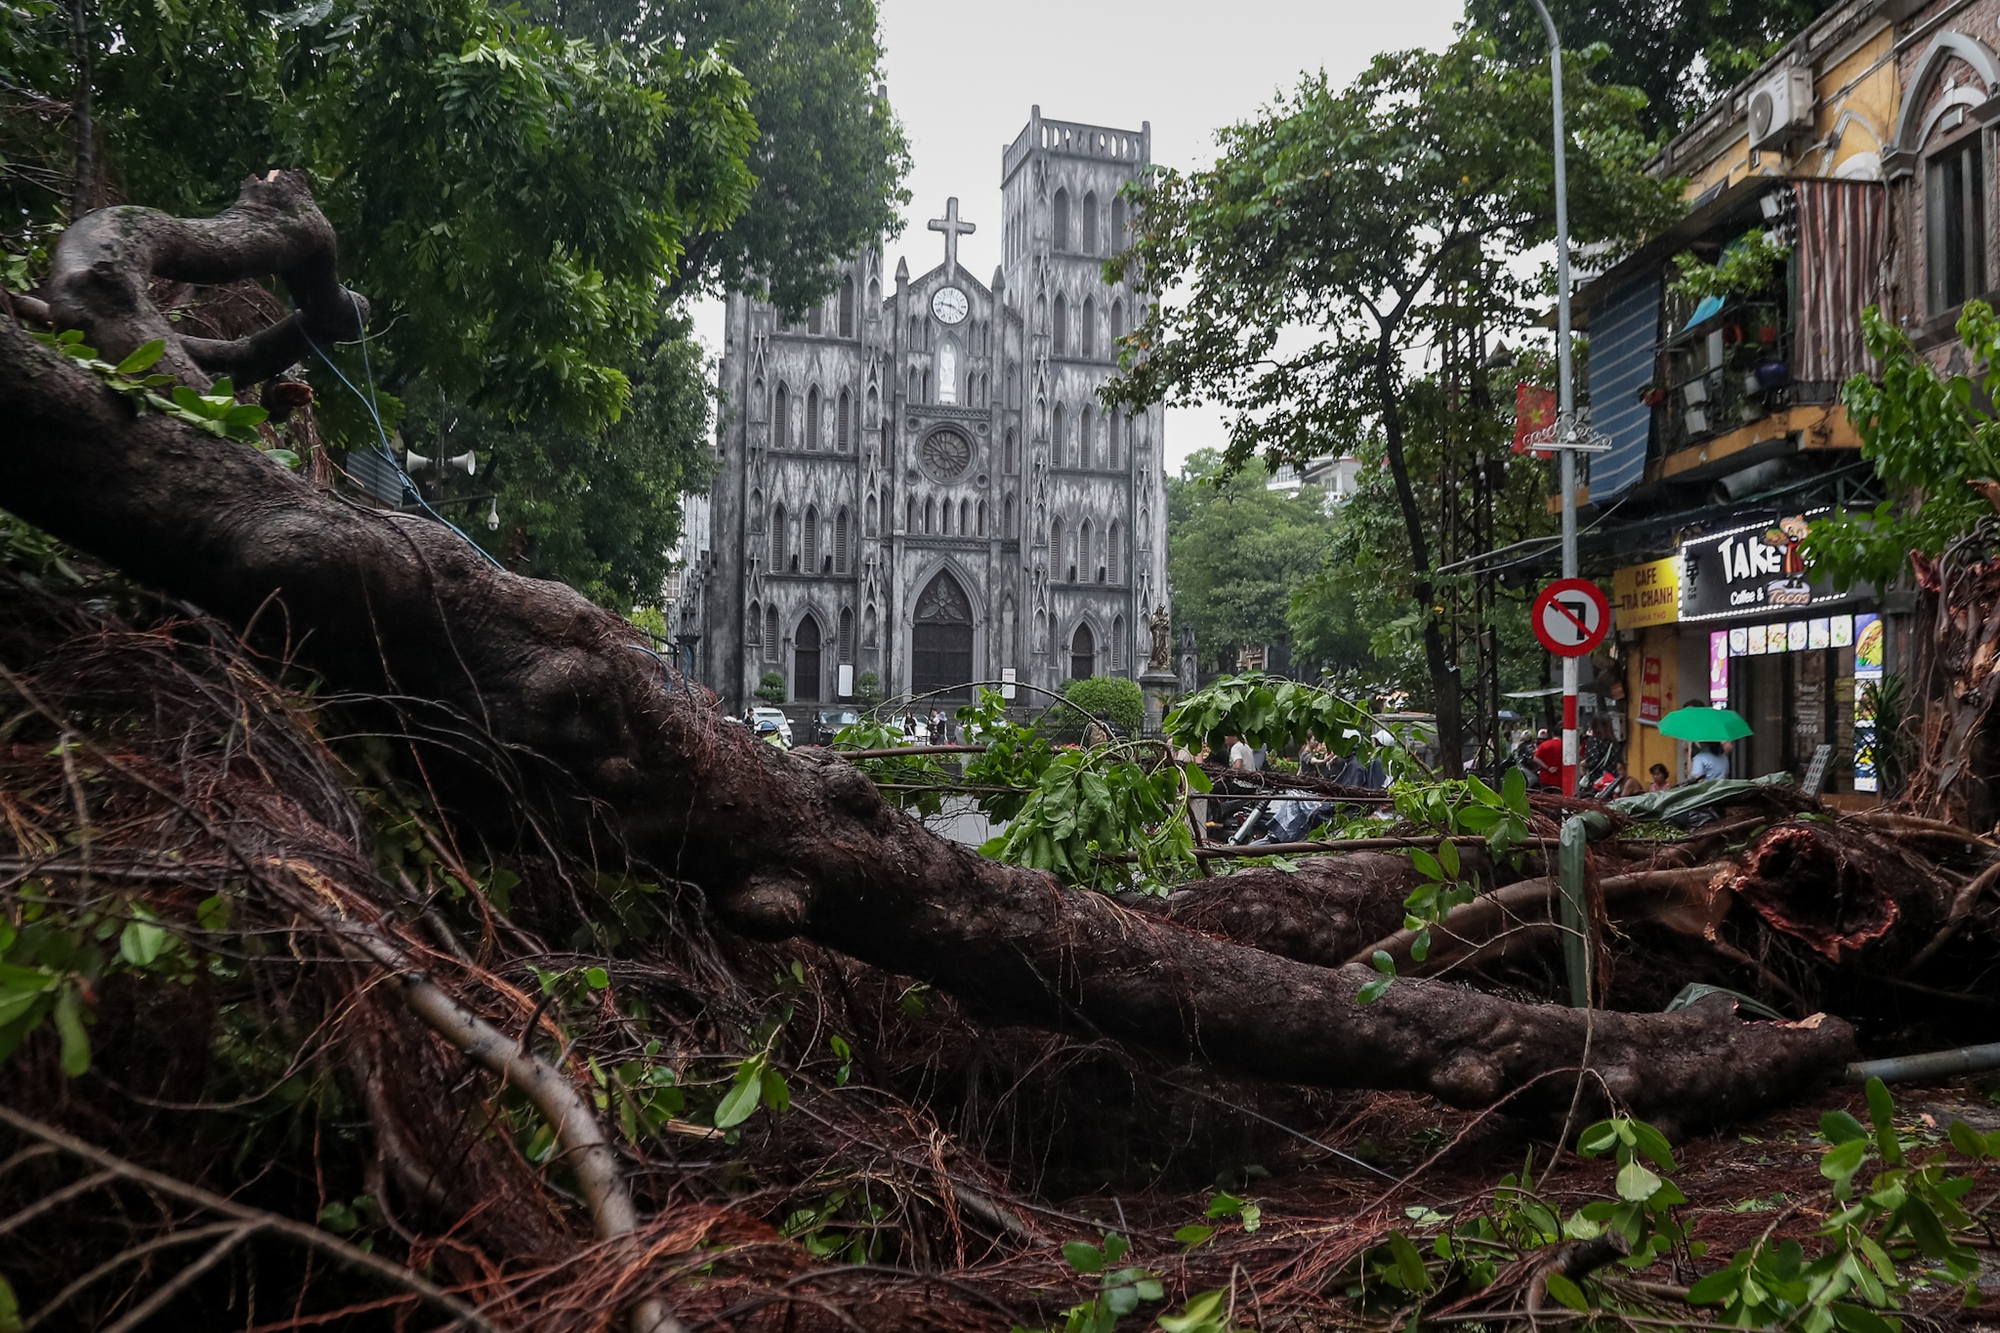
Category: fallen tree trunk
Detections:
[{"x1": 0, "y1": 173, "x2": 1854, "y2": 1130}]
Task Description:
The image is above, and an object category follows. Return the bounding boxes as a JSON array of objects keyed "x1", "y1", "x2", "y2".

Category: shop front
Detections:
[{"x1": 1678, "y1": 513, "x2": 1881, "y2": 799}]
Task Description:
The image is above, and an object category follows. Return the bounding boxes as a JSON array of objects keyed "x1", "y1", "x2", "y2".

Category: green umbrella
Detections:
[{"x1": 1656, "y1": 706, "x2": 1754, "y2": 742}]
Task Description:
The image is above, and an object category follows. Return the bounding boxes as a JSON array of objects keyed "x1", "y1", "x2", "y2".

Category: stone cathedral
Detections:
[{"x1": 701, "y1": 109, "x2": 1170, "y2": 713}]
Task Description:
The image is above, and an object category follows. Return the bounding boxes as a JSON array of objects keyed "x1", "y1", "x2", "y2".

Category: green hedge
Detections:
[{"x1": 1039, "y1": 676, "x2": 1145, "y2": 744}]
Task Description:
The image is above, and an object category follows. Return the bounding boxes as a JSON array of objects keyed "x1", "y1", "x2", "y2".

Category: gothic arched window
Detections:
[
  {"x1": 1052, "y1": 403, "x2": 1066, "y2": 464},
  {"x1": 748, "y1": 600, "x2": 762, "y2": 660},
  {"x1": 1080, "y1": 412, "x2": 1094, "y2": 469},
  {"x1": 1112, "y1": 195, "x2": 1128, "y2": 249},
  {"x1": 1108, "y1": 520, "x2": 1122, "y2": 583},
  {"x1": 771, "y1": 503, "x2": 787, "y2": 570},
  {"x1": 909, "y1": 366, "x2": 920, "y2": 403},
  {"x1": 1052, "y1": 187, "x2": 1070, "y2": 252},
  {"x1": 959, "y1": 499, "x2": 969, "y2": 536},
  {"x1": 1082, "y1": 191, "x2": 1098, "y2": 253},
  {"x1": 866, "y1": 386, "x2": 878, "y2": 429},
  {"x1": 834, "y1": 507, "x2": 850, "y2": 572},
  {"x1": 1081, "y1": 296, "x2": 1095, "y2": 358},
  {"x1": 866, "y1": 494, "x2": 878, "y2": 536},
  {"x1": 838, "y1": 389, "x2": 851, "y2": 451},
  {"x1": 1070, "y1": 622, "x2": 1095, "y2": 680},
  {"x1": 1052, "y1": 294, "x2": 1068, "y2": 354},
  {"x1": 1079, "y1": 519, "x2": 1095, "y2": 582},
  {"x1": 1049, "y1": 515, "x2": 1064, "y2": 573},
  {"x1": 839, "y1": 607, "x2": 855, "y2": 664},
  {"x1": 808, "y1": 302, "x2": 822, "y2": 336},
  {"x1": 803, "y1": 505, "x2": 819, "y2": 571},
  {"x1": 839, "y1": 275, "x2": 855, "y2": 337},
  {"x1": 1110, "y1": 299, "x2": 1123, "y2": 344},
  {"x1": 794, "y1": 616, "x2": 821, "y2": 702},
  {"x1": 1112, "y1": 615, "x2": 1125, "y2": 669},
  {"x1": 1005, "y1": 494, "x2": 1017, "y2": 537},
  {"x1": 924, "y1": 498, "x2": 935, "y2": 535},
  {"x1": 773, "y1": 383, "x2": 789, "y2": 449},
  {"x1": 806, "y1": 387, "x2": 821, "y2": 450},
  {"x1": 765, "y1": 605, "x2": 779, "y2": 663},
  {"x1": 976, "y1": 500, "x2": 987, "y2": 536},
  {"x1": 906, "y1": 497, "x2": 916, "y2": 532},
  {"x1": 1005, "y1": 429, "x2": 1018, "y2": 473}
]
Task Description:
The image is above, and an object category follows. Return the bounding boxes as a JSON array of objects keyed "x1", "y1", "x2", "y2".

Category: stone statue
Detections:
[{"x1": 1148, "y1": 604, "x2": 1173, "y2": 671}]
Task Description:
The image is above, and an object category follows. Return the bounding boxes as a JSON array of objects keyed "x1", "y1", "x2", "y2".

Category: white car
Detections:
[{"x1": 750, "y1": 706, "x2": 793, "y2": 746}]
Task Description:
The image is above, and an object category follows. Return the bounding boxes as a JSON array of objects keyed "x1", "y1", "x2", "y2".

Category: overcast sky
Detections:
[{"x1": 691, "y1": 0, "x2": 1469, "y2": 474}]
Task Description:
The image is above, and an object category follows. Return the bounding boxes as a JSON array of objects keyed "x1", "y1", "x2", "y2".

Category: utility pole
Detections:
[{"x1": 1526, "y1": 0, "x2": 1580, "y2": 796}]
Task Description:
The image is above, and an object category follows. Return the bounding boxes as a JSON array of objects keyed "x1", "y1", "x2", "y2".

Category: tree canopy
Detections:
[
  {"x1": 535, "y1": 0, "x2": 912, "y2": 315},
  {"x1": 1464, "y1": 0, "x2": 1837, "y2": 136},
  {"x1": 1109, "y1": 37, "x2": 1677, "y2": 761}
]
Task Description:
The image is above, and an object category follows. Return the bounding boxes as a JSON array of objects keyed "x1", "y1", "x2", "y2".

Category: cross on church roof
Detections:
[{"x1": 927, "y1": 197, "x2": 976, "y2": 278}]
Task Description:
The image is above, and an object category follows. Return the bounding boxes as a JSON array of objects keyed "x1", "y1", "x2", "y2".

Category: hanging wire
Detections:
[{"x1": 294, "y1": 293, "x2": 506, "y2": 572}]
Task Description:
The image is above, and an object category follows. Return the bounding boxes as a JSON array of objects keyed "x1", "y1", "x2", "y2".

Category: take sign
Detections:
[{"x1": 1533, "y1": 578, "x2": 1609, "y2": 658}]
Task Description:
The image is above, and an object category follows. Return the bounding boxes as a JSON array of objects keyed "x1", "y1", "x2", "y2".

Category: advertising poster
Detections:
[
  {"x1": 1709, "y1": 631, "x2": 1730, "y2": 707},
  {"x1": 1640, "y1": 656, "x2": 1662, "y2": 723},
  {"x1": 1853, "y1": 612, "x2": 1883, "y2": 793}
]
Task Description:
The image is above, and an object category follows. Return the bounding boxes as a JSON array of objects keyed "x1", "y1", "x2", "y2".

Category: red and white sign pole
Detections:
[{"x1": 1532, "y1": 579, "x2": 1610, "y2": 796}]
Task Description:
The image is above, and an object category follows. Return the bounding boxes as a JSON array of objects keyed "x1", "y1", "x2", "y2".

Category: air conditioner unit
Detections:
[{"x1": 1748, "y1": 67, "x2": 1814, "y2": 151}]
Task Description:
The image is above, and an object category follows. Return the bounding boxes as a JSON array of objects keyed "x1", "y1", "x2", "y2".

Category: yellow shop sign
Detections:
[{"x1": 1613, "y1": 558, "x2": 1681, "y2": 629}]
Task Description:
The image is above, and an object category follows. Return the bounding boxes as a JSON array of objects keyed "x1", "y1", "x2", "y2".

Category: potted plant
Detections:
[{"x1": 1639, "y1": 382, "x2": 1668, "y2": 407}]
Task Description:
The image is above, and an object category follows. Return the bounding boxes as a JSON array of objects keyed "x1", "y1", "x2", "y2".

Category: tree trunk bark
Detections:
[
  {"x1": 1372, "y1": 340, "x2": 1464, "y2": 776},
  {"x1": 0, "y1": 176, "x2": 1854, "y2": 1132}
]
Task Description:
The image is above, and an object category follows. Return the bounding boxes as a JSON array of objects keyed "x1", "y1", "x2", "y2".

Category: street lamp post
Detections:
[{"x1": 1525, "y1": 0, "x2": 1581, "y2": 797}]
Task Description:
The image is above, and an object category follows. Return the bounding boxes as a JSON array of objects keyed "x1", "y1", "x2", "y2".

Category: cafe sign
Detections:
[
  {"x1": 1612, "y1": 557, "x2": 1681, "y2": 629},
  {"x1": 1678, "y1": 511, "x2": 1861, "y2": 622}
]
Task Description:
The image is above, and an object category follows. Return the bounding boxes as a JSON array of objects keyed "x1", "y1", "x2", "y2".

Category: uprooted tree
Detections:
[{"x1": 3, "y1": 176, "x2": 2000, "y2": 1330}]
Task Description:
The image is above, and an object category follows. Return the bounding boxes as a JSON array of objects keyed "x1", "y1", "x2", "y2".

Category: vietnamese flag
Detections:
[{"x1": 1513, "y1": 382, "x2": 1556, "y2": 458}]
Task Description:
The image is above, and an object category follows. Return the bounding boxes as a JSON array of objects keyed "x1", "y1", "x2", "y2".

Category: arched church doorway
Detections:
[
  {"x1": 794, "y1": 617, "x2": 822, "y2": 702},
  {"x1": 1070, "y1": 623, "x2": 1095, "y2": 680},
  {"x1": 912, "y1": 572, "x2": 974, "y2": 701}
]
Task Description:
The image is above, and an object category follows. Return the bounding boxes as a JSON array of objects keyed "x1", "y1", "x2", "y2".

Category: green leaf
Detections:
[
  {"x1": 1542, "y1": 1272, "x2": 1589, "y2": 1312},
  {"x1": 1134, "y1": 1278, "x2": 1164, "y2": 1302},
  {"x1": 1409, "y1": 848, "x2": 1443, "y2": 882},
  {"x1": 119, "y1": 908, "x2": 168, "y2": 967},
  {"x1": 114, "y1": 339, "x2": 166, "y2": 375},
  {"x1": 196, "y1": 894, "x2": 231, "y2": 933},
  {"x1": 1865, "y1": 1077, "x2": 1901, "y2": 1163},
  {"x1": 1356, "y1": 974, "x2": 1394, "y2": 1004},
  {"x1": 1950, "y1": 1119, "x2": 1988, "y2": 1160},
  {"x1": 53, "y1": 984, "x2": 89, "y2": 1077},
  {"x1": 1502, "y1": 766, "x2": 1530, "y2": 814},
  {"x1": 1821, "y1": 1109, "x2": 1869, "y2": 1145},
  {"x1": 584, "y1": 966, "x2": 609, "y2": 989},
  {"x1": 1174, "y1": 1224, "x2": 1216, "y2": 1250},
  {"x1": 1062, "y1": 1240, "x2": 1103, "y2": 1274},
  {"x1": 1615, "y1": 1158, "x2": 1662, "y2": 1203},
  {"x1": 1627, "y1": 1120, "x2": 1678, "y2": 1172},
  {"x1": 1106, "y1": 1286, "x2": 1140, "y2": 1317},
  {"x1": 1157, "y1": 1291, "x2": 1230, "y2": 1333},
  {"x1": 0, "y1": 1272, "x2": 20, "y2": 1333},
  {"x1": 222, "y1": 403, "x2": 269, "y2": 427},
  {"x1": 713, "y1": 1071, "x2": 763, "y2": 1128},
  {"x1": 1830, "y1": 1302, "x2": 1898, "y2": 1333},
  {"x1": 1685, "y1": 1267, "x2": 1745, "y2": 1305},
  {"x1": 1577, "y1": 1121, "x2": 1619, "y2": 1157},
  {"x1": 1385, "y1": 1231, "x2": 1432, "y2": 1293},
  {"x1": 759, "y1": 1068, "x2": 790, "y2": 1114}
]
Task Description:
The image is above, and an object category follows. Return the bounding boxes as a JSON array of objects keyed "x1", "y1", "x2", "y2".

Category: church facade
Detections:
[{"x1": 700, "y1": 108, "x2": 1170, "y2": 713}]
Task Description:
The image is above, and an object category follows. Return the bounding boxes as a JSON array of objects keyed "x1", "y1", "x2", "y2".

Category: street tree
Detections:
[
  {"x1": 1166, "y1": 450, "x2": 1340, "y2": 677},
  {"x1": 1105, "y1": 38, "x2": 1677, "y2": 772},
  {"x1": 535, "y1": 0, "x2": 912, "y2": 315}
]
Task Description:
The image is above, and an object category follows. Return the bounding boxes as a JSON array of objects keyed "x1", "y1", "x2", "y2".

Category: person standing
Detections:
[
  {"x1": 1534, "y1": 731, "x2": 1564, "y2": 789},
  {"x1": 1688, "y1": 742, "x2": 1730, "y2": 782},
  {"x1": 1226, "y1": 734, "x2": 1254, "y2": 771}
]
